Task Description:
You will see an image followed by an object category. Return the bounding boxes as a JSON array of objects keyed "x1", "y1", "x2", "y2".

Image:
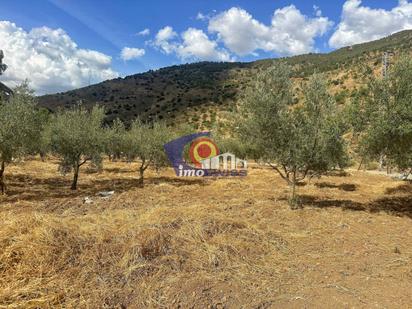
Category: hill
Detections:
[{"x1": 38, "y1": 30, "x2": 412, "y2": 128}]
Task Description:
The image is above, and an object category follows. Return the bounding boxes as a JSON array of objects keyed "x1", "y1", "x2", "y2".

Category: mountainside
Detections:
[
  {"x1": 40, "y1": 61, "x2": 249, "y2": 126},
  {"x1": 38, "y1": 30, "x2": 412, "y2": 128}
]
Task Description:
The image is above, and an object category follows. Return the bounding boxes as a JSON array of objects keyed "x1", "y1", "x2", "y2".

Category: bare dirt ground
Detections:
[{"x1": 0, "y1": 158, "x2": 411, "y2": 308}]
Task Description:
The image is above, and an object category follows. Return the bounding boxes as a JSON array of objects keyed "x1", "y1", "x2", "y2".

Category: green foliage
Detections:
[
  {"x1": 363, "y1": 66, "x2": 373, "y2": 75},
  {"x1": 0, "y1": 82, "x2": 41, "y2": 193},
  {"x1": 35, "y1": 108, "x2": 52, "y2": 160},
  {"x1": 38, "y1": 30, "x2": 412, "y2": 127},
  {"x1": 360, "y1": 55, "x2": 412, "y2": 172},
  {"x1": 214, "y1": 136, "x2": 249, "y2": 160},
  {"x1": 0, "y1": 83, "x2": 40, "y2": 161},
  {"x1": 343, "y1": 94, "x2": 370, "y2": 136},
  {"x1": 49, "y1": 105, "x2": 106, "y2": 190},
  {"x1": 237, "y1": 64, "x2": 348, "y2": 207},
  {"x1": 122, "y1": 120, "x2": 171, "y2": 186},
  {"x1": 106, "y1": 118, "x2": 127, "y2": 161},
  {"x1": 343, "y1": 86, "x2": 376, "y2": 166},
  {"x1": 334, "y1": 89, "x2": 349, "y2": 105}
]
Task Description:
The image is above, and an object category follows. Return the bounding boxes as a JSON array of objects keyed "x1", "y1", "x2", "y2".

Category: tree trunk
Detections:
[
  {"x1": 290, "y1": 181, "x2": 297, "y2": 209},
  {"x1": 71, "y1": 164, "x2": 80, "y2": 190},
  {"x1": 289, "y1": 170, "x2": 299, "y2": 209},
  {"x1": 379, "y1": 154, "x2": 385, "y2": 171},
  {"x1": 138, "y1": 158, "x2": 147, "y2": 188},
  {"x1": 138, "y1": 167, "x2": 144, "y2": 187},
  {"x1": 386, "y1": 164, "x2": 392, "y2": 175},
  {"x1": 357, "y1": 157, "x2": 364, "y2": 171},
  {"x1": 0, "y1": 161, "x2": 5, "y2": 195}
]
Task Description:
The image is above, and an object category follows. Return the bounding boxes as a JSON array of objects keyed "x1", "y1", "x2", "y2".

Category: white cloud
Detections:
[
  {"x1": 177, "y1": 28, "x2": 233, "y2": 61},
  {"x1": 137, "y1": 28, "x2": 150, "y2": 36},
  {"x1": 313, "y1": 5, "x2": 322, "y2": 17},
  {"x1": 0, "y1": 21, "x2": 118, "y2": 95},
  {"x1": 154, "y1": 26, "x2": 178, "y2": 54},
  {"x1": 208, "y1": 6, "x2": 333, "y2": 56},
  {"x1": 329, "y1": 0, "x2": 412, "y2": 48},
  {"x1": 153, "y1": 26, "x2": 232, "y2": 62},
  {"x1": 120, "y1": 47, "x2": 145, "y2": 61},
  {"x1": 196, "y1": 12, "x2": 207, "y2": 21},
  {"x1": 208, "y1": 8, "x2": 266, "y2": 56}
]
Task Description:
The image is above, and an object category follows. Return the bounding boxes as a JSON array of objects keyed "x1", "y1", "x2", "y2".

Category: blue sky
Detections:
[{"x1": 0, "y1": 0, "x2": 411, "y2": 94}]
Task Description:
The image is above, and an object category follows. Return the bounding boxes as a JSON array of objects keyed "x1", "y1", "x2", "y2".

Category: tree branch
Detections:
[
  {"x1": 140, "y1": 158, "x2": 151, "y2": 171},
  {"x1": 268, "y1": 162, "x2": 292, "y2": 185},
  {"x1": 78, "y1": 157, "x2": 90, "y2": 167}
]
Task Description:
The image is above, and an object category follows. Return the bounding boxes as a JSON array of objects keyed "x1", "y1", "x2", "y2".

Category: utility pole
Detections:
[
  {"x1": 382, "y1": 51, "x2": 393, "y2": 79},
  {"x1": 380, "y1": 51, "x2": 394, "y2": 172}
]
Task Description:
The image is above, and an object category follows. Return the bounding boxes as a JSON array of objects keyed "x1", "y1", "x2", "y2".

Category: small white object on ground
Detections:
[
  {"x1": 97, "y1": 191, "x2": 115, "y2": 197},
  {"x1": 83, "y1": 197, "x2": 93, "y2": 204}
]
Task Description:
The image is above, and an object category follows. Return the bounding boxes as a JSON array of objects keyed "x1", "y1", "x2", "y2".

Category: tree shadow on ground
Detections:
[
  {"x1": 315, "y1": 182, "x2": 358, "y2": 191},
  {"x1": 100, "y1": 167, "x2": 134, "y2": 174},
  {"x1": 300, "y1": 195, "x2": 365, "y2": 211},
  {"x1": 326, "y1": 170, "x2": 351, "y2": 177},
  {"x1": 301, "y1": 182, "x2": 412, "y2": 218},
  {"x1": 385, "y1": 182, "x2": 412, "y2": 195},
  {"x1": 0, "y1": 173, "x2": 209, "y2": 203},
  {"x1": 369, "y1": 195, "x2": 412, "y2": 218}
]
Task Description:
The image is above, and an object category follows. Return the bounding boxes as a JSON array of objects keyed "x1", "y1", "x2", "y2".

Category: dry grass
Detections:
[{"x1": 1, "y1": 158, "x2": 412, "y2": 308}]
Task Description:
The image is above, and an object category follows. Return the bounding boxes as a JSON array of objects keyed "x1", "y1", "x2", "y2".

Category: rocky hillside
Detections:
[{"x1": 38, "y1": 30, "x2": 412, "y2": 128}]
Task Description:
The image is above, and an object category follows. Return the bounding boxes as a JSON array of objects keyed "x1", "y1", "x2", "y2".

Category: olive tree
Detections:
[
  {"x1": 0, "y1": 83, "x2": 41, "y2": 194},
  {"x1": 49, "y1": 105, "x2": 106, "y2": 190},
  {"x1": 237, "y1": 64, "x2": 348, "y2": 207},
  {"x1": 214, "y1": 135, "x2": 250, "y2": 160},
  {"x1": 122, "y1": 120, "x2": 171, "y2": 187},
  {"x1": 343, "y1": 90, "x2": 373, "y2": 170},
  {"x1": 360, "y1": 55, "x2": 412, "y2": 176},
  {"x1": 106, "y1": 118, "x2": 127, "y2": 161}
]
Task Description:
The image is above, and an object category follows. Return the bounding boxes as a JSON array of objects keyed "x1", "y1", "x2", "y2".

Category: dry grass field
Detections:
[{"x1": 0, "y1": 158, "x2": 412, "y2": 308}]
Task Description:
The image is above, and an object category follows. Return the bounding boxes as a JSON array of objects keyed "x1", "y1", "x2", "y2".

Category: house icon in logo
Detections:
[
  {"x1": 164, "y1": 132, "x2": 247, "y2": 177},
  {"x1": 200, "y1": 152, "x2": 247, "y2": 170}
]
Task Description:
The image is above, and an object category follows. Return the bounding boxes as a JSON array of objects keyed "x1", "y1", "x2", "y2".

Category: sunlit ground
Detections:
[{"x1": 1, "y1": 157, "x2": 412, "y2": 308}]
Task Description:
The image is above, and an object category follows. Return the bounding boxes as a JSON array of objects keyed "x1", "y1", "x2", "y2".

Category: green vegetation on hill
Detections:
[
  {"x1": 38, "y1": 30, "x2": 412, "y2": 128},
  {"x1": 39, "y1": 62, "x2": 247, "y2": 126}
]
